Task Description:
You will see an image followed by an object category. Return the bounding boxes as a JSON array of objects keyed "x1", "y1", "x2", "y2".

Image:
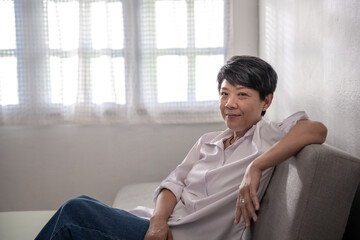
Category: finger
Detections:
[
  {"x1": 245, "y1": 199, "x2": 258, "y2": 222},
  {"x1": 244, "y1": 189, "x2": 258, "y2": 223},
  {"x1": 241, "y1": 187, "x2": 253, "y2": 227},
  {"x1": 252, "y1": 198, "x2": 260, "y2": 212},
  {"x1": 234, "y1": 197, "x2": 243, "y2": 224},
  {"x1": 250, "y1": 191, "x2": 260, "y2": 211},
  {"x1": 240, "y1": 202, "x2": 251, "y2": 228}
]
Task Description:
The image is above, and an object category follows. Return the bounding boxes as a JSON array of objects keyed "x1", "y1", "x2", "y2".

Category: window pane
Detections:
[
  {"x1": 91, "y1": 56, "x2": 111, "y2": 104},
  {"x1": 194, "y1": 0, "x2": 224, "y2": 48},
  {"x1": 112, "y1": 57, "x2": 126, "y2": 104},
  {"x1": 48, "y1": 1, "x2": 79, "y2": 50},
  {"x1": 108, "y1": 2, "x2": 124, "y2": 49},
  {"x1": 0, "y1": 1, "x2": 16, "y2": 49},
  {"x1": 91, "y1": 1, "x2": 124, "y2": 49},
  {"x1": 0, "y1": 57, "x2": 18, "y2": 105},
  {"x1": 91, "y1": 2, "x2": 107, "y2": 49},
  {"x1": 195, "y1": 55, "x2": 223, "y2": 101},
  {"x1": 157, "y1": 56, "x2": 188, "y2": 103},
  {"x1": 91, "y1": 56, "x2": 125, "y2": 104},
  {"x1": 50, "y1": 56, "x2": 78, "y2": 105},
  {"x1": 155, "y1": 0, "x2": 187, "y2": 48}
]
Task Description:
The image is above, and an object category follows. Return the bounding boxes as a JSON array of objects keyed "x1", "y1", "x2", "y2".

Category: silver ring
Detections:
[{"x1": 239, "y1": 199, "x2": 245, "y2": 204}]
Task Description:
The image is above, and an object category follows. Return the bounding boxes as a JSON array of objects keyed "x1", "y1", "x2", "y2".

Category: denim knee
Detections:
[{"x1": 61, "y1": 195, "x2": 94, "y2": 213}]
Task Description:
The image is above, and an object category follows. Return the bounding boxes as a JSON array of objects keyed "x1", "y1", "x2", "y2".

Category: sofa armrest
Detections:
[
  {"x1": 112, "y1": 182, "x2": 159, "y2": 211},
  {"x1": 248, "y1": 144, "x2": 360, "y2": 240}
]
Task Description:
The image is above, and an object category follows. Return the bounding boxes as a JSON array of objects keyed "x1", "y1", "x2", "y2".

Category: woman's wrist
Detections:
[
  {"x1": 251, "y1": 156, "x2": 268, "y2": 172},
  {"x1": 150, "y1": 214, "x2": 168, "y2": 222}
]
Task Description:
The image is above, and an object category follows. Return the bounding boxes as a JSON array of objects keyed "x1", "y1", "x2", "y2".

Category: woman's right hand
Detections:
[{"x1": 144, "y1": 217, "x2": 173, "y2": 240}]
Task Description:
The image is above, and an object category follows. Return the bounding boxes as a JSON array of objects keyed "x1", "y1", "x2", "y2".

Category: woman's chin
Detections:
[{"x1": 225, "y1": 123, "x2": 241, "y2": 131}]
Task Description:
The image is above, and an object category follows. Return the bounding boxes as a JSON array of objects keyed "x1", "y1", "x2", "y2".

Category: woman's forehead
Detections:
[{"x1": 220, "y1": 80, "x2": 251, "y2": 90}]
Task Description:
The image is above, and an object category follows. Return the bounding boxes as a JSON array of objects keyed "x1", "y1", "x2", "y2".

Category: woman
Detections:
[{"x1": 36, "y1": 56, "x2": 327, "y2": 240}]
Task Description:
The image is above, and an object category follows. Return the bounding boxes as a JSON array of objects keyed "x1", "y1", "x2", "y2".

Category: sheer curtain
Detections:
[{"x1": 0, "y1": 0, "x2": 233, "y2": 125}]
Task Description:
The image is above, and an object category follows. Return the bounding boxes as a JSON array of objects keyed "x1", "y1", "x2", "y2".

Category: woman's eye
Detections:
[
  {"x1": 220, "y1": 92, "x2": 228, "y2": 96},
  {"x1": 238, "y1": 92, "x2": 248, "y2": 97}
]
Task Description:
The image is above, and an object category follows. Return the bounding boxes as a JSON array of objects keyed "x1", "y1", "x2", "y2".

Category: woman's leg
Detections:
[{"x1": 35, "y1": 195, "x2": 149, "y2": 240}]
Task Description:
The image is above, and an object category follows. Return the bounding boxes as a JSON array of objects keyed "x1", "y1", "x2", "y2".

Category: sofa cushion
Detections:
[
  {"x1": 248, "y1": 144, "x2": 360, "y2": 240},
  {"x1": 112, "y1": 182, "x2": 159, "y2": 211}
]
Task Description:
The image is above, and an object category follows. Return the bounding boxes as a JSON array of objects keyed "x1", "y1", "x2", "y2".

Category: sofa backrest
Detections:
[{"x1": 242, "y1": 144, "x2": 360, "y2": 240}]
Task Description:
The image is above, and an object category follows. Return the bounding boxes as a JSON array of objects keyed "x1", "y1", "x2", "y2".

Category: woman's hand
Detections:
[
  {"x1": 144, "y1": 216, "x2": 173, "y2": 240},
  {"x1": 234, "y1": 120, "x2": 327, "y2": 228},
  {"x1": 145, "y1": 189, "x2": 176, "y2": 239},
  {"x1": 234, "y1": 162, "x2": 262, "y2": 227}
]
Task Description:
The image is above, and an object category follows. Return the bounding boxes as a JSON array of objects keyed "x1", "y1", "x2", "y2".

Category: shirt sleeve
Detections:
[
  {"x1": 153, "y1": 136, "x2": 204, "y2": 203},
  {"x1": 278, "y1": 111, "x2": 309, "y2": 134}
]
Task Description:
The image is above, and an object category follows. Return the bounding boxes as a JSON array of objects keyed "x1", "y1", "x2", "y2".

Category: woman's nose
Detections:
[{"x1": 225, "y1": 96, "x2": 237, "y2": 108}]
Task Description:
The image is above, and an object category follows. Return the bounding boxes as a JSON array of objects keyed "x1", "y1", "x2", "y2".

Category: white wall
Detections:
[
  {"x1": 0, "y1": 123, "x2": 224, "y2": 211},
  {"x1": 259, "y1": 0, "x2": 360, "y2": 158},
  {"x1": 232, "y1": 0, "x2": 259, "y2": 56},
  {"x1": 0, "y1": 1, "x2": 259, "y2": 211}
]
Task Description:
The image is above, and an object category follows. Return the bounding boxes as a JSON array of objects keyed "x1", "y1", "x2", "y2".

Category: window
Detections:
[
  {"x1": 47, "y1": 0, "x2": 126, "y2": 106},
  {"x1": 0, "y1": 0, "x2": 232, "y2": 125},
  {"x1": 0, "y1": 1, "x2": 18, "y2": 106}
]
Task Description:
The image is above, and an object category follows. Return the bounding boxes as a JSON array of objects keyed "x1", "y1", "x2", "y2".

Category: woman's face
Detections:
[{"x1": 219, "y1": 79, "x2": 272, "y2": 136}]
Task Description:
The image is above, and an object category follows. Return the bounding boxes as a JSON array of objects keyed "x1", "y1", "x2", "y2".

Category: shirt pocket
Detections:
[{"x1": 205, "y1": 153, "x2": 258, "y2": 196}]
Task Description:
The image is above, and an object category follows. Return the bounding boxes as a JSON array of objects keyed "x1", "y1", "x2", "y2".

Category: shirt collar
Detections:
[{"x1": 206, "y1": 119, "x2": 263, "y2": 148}]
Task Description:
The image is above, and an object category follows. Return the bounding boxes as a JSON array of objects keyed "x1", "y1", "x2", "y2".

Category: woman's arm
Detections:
[
  {"x1": 144, "y1": 188, "x2": 177, "y2": 240},
  {"x1": 144, "y1": 136, "x2": 206, "y2": 239},
  {"x1": 234, "y1": 119, "x2": 327, "y2": 227}
]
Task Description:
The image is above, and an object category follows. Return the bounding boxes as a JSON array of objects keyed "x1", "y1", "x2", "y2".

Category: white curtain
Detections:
[{"x1": 0, "y1": 0, "x2": 233, "y2": 125}]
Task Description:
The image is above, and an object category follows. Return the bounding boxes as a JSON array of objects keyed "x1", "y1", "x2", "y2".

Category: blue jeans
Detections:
[{"x1": 35, "y1": 195, "x2": 150, "y2": 240}]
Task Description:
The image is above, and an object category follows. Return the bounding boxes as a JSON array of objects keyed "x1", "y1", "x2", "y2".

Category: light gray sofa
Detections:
[
  {"x1": 113, "y1": 144, "x2": 360, "y2": 239},
  {"x1": 241, "y1": 144, "x2": 360, "y2": 240}
]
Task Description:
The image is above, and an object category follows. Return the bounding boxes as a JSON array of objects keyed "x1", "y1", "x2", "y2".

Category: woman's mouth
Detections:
[{"x1": 226, "y1": 114, "x2": 241, "y2": 119}]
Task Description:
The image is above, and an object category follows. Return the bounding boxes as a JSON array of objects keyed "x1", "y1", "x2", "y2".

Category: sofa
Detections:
[{"x1": 113, "y1": 144, "x2": 360, "y2": 239}]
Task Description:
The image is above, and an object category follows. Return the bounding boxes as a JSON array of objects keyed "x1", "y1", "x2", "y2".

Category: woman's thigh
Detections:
[{"x1": 36, "y1": 195, "x2": 150, "y2": 240}]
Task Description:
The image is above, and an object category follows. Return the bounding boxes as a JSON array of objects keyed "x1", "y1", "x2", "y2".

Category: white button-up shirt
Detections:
[{"x1": 131, "y1": 111, "x2": 308, "y2": 240}]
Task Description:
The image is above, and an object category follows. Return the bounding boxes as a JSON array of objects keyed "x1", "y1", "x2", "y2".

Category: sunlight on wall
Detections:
[
  {"x1": 264, "y1": 6, "x2": 276, "y2": 63},
  {"x1": 260, "y1": 0, "x2": 360, "y2": 157},
  {"x1": 262, "y1": 2, "x2": 305, "y2": 118}
]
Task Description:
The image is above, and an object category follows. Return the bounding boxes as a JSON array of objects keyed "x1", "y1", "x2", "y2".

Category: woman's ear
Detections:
[{"x1": 263, "y1": 94, "x2": 273, "y2": 110}]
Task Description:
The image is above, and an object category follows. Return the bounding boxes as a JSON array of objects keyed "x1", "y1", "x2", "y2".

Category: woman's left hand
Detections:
[{"x1": 234, "y1": 162, "x2": 262, "y2": 227}]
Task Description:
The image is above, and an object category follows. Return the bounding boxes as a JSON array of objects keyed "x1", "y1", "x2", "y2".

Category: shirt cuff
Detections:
[{"x1": 153, "y1": 180, "x2": 183, "y2": 203}]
